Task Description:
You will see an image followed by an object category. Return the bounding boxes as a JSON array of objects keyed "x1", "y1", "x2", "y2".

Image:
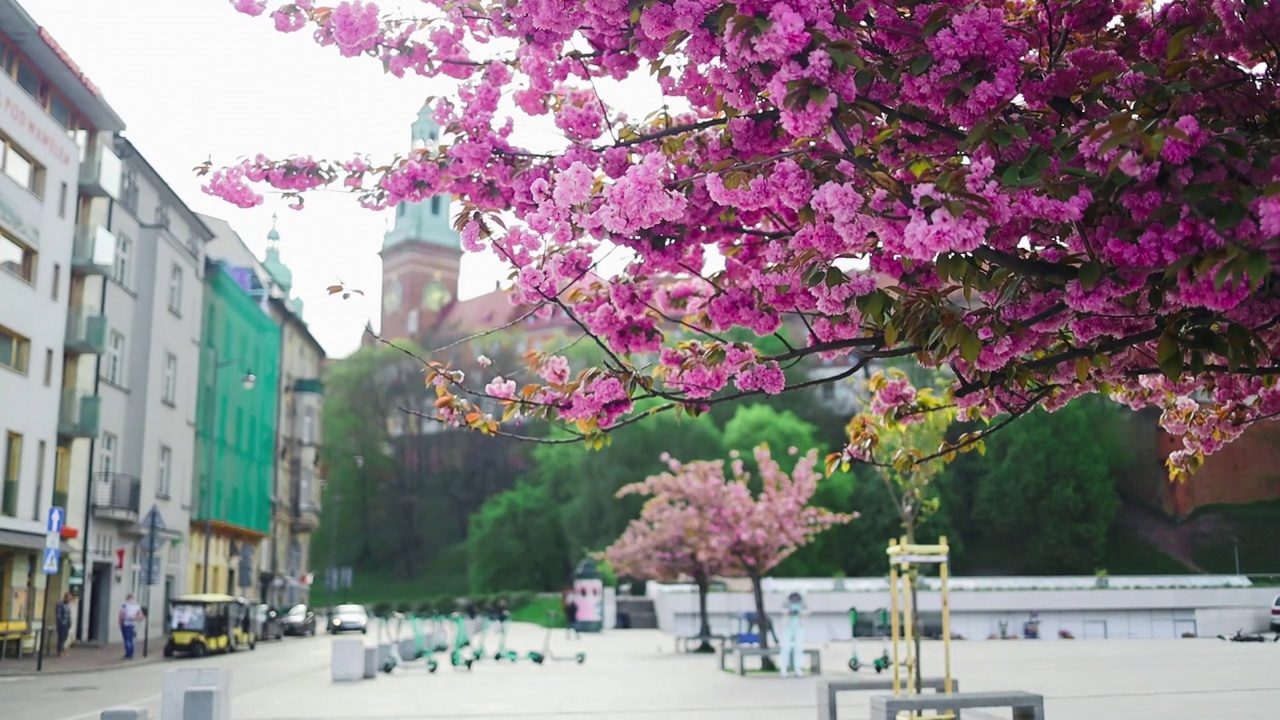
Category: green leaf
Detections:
[
  {"x1": 1166, "y1": 26, "x2": 1193, "y2": 62},
  {"x1": 959, "y1": 329, "x2": 982, "y2": 363},
  {"x1": 909, "y1": 159, "x2": 931, "y2": 178},
  {"x1": 910, "y1": 55, "x2": 934, "y2": 76},
  {"x1": 1078, "y1": 262, "x2": 1103, "y2": 290},
  {"x1": 1157, "y1": 331, "x2": 1183, "y2": 381},
  {"x1": 883, "y1": 323, "x2": 900, "y2": 346},
  {"x1": 1000, "y1": 164, "x2": 1022, "y2": 186}
]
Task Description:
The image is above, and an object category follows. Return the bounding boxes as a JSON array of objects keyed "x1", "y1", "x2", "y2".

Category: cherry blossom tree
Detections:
[
  {"x1": 604, "y1": 478, "x2": 730, "y2": 651},
  {"x1": 208, "y1": 0, "x2": 1280, "y2": 481},
  {"x1": 610, "y1": 446, "x2": 852, "y2": 658}
]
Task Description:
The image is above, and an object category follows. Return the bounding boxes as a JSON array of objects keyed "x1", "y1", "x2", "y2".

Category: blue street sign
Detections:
[
  {"x1": 42, "y1": 546, "x2": 59, "y2": 575},
  {"x1": 46, "y1": 506, "x2": 65, "y2": 535}
]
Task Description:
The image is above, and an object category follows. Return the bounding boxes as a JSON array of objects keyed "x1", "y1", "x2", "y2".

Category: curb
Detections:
[{"x1": 0, "y1": 654, "x2": 162, "y2": 678}]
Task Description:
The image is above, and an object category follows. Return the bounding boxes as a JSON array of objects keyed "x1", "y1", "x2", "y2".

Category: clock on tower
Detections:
[{"x1": 423, "y1": 278, "x2": 451, "y2": 312}]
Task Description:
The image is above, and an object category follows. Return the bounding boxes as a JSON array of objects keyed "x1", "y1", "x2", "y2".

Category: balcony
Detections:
[
  {"x1": 289, "y1": 465, "x2": 320, "y2": 532},
  {"x1": 78, "y1": 135, "x2": 122, "y2": 199},
  {"x1": 65, "y1": 309, "x2": 107, "y2": 354},
  {"x1": 92, "y1": 472, "x2": 140, "y2": 522},
  {"x1": 58, "y1": 390, "x2": 101, "y2": 438},
  {"x1": 71, "y1": 224, "x2": 118, "y2": 276},
  {"x1": 294, "y1": 378, "x2": 324, "y2": 394}
]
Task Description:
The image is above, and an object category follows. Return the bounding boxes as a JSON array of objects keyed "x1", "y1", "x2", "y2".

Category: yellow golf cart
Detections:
[{"x1": 164, "y1": 593, "x2": 257, "y2": 658}]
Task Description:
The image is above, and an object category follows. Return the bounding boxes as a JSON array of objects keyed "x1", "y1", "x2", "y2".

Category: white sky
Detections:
[{"x1": 21, "y1": 0, "x2": 605, "y2": 357}]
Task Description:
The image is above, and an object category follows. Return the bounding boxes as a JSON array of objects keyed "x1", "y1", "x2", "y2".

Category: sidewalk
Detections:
[{"x1": 0, "y1": 642, "x2": 161, "y2": 676}]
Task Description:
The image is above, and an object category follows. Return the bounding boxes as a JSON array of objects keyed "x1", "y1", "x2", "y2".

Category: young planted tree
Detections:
[{"x1": 211, "y1": 2, "x2": 1280, "y2": 480}]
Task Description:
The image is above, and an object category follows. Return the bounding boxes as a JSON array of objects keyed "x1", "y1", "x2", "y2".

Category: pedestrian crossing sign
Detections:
[{"x1": 42, "y1": 546, "x2": 59, "y2": 575}]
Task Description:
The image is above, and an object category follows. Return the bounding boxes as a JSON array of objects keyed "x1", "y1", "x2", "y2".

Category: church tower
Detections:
[{"x1": 380, "y1": 104, "x2": 461, "y2": 341}]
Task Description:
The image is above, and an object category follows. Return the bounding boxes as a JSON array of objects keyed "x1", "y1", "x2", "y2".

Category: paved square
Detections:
[{"x1": 7, "y1": 622, "x2": 1278, "y2": 720}]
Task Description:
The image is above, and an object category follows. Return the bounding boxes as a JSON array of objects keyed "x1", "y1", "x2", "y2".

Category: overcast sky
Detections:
[{"x1": 22, "y1": 0, "x2": 508, "y2": 357}]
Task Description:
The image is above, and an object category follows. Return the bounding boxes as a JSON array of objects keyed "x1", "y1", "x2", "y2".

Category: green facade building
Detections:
[{"x1": 190, "y1": 260, "x2": 281, "y2": 594}]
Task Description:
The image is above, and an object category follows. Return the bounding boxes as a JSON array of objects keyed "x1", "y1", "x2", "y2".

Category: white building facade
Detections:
[{"x1": 71, "y1": 136, "x2": 210, "y2": 645}]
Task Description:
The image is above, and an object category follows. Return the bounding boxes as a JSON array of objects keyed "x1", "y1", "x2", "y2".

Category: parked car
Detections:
[
  {"x1": 1271, "y1": 595, "x2": 1280, "y2": 632},
  {"x1": 328, "y1": 604, "x2": 369, "y2": 634},
  {"x1": 281, "y1": 604, "x2": 317, "y2": 636},
  {"x1": 257, "y1": 604, "x2": 284, "y2": 641}
]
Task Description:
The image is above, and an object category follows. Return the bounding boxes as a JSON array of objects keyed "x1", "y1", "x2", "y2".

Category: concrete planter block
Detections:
[
  {"x1": 398, "y1": 639, "x2": 417, "y2": 659},
  {"x1": 100, "y1": 710, "x2": 148, "y2": 720},
  {"x1": 331, "y1": 638, "x2": 366, "y2": 682},
  {"x1": 161, "y1": 668, "x2": 230, "y2": 720},
  {"x1": 363, "y1": 646, "x2": 378, "y2": 678},
  {"x1": 182, "y1": 686, "x2": 219, "y2": 720}
]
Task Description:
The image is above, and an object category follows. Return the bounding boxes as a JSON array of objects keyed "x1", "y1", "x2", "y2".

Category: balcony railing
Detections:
[
  {"x1": 65, "y1": 309, "x2": 107, "y2": 355},
  {"x1": 294, "y1": 378, "x2": 324, "y2": 394},
  {"x1": 58, "y1": 390, "x2": 101, "y2": 438},
  {"x1": 78, "y1": 135, "x2": 122, "y2": 199},
  {"x1": 71, "y1": 224, "x2": 117, "y2": 276},
  {"x1": 92, "y1": 472, "x2": 140, "y2": 522}
]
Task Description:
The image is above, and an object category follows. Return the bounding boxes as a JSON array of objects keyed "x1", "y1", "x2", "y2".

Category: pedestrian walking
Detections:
[
  {"x1": 564, "y1": 595, "x2": 579, "y2": 639},
  {"x1": 119, "y1": 593, "x2": 145, "y2": 659},
  {"x1": 56, "y1": 593, "x2": 73, "y2": 657},
  {"x1": 779, "y1": 591, "x2": 808, "y2": 677}
]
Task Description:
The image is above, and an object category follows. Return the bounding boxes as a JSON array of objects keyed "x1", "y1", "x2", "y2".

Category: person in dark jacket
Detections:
[{"x1": 56, "y1": 593, "x2": 73, "y2": 656}]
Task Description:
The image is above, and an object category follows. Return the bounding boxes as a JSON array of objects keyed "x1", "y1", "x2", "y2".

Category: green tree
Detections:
[
  {"x1": 528, "y1": 405, "x2": 725, "y2": 558},
  {"x1": 723, "y1": 405, "x2": 820, "y2": 475},
  {"x1": 468, "y1": 480, "x2": 571, "y2": 592},
  {"x1": 972, "y1": 398, "x2": 1125, "y2": 574},
  {"x1": 972, "y1": 397, "x2": 1126, "y2": 571}
]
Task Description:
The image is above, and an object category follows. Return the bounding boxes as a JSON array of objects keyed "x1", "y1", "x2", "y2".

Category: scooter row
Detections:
[{"x1": 378, "y1": 612, "x2": 585, "y2": 675}]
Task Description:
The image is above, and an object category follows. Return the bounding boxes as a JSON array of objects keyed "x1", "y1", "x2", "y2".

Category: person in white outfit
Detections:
[{"x1": 779, "y1": 591, "x2": 808, "y2": 677}]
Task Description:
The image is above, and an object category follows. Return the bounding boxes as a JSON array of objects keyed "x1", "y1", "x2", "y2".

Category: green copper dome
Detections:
[{"x1": 262, "y1": 213, "x2": 293, "y2": 294}]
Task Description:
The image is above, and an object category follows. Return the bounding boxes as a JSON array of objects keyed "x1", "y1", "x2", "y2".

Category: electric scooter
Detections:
[
  {"x1": 527, "y1": 611, "x2": 586, "y2": 665},
  {"x1": 492, "y1": 619, "x2": 520, "y2": 662},
  {"x1": 470, "y1": 617, "x2": 492, "y2": 663},
  {"x1": 449, "y1": 613, "x2": 475, "y2": 670},
  {"x1": 848, "y1": 637, "x2": 891, "y2": 673}
]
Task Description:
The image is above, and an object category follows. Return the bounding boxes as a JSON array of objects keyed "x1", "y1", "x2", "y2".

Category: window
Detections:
[
  {"x1": 43, "y1": 348, "x2": 52, "y2": 385},
  {"x1": 31, "y1": 440, "x2": 45, "y2": 521},
  {"x1": 1, "y1": 135, "x2": 43, "y2": 196},
  {"x1": 105, "y1": 330, "x2": 124, "y2": 385},
  {"x1": 3, "y1": 432, "x2": 21, "y2": 517},
  {"x1": 0, "y1": 229, "x2": 34, "y2": 285},
  {"x1": 157, "y1": 445, "x2": 172, "y2": 498},
  {"x1": 15, "y1": 63, "x2": 38, "y2": 97},
  {"x1": 58, "y1": 182, "x2": 68, "y2": 218},
  {"x1": 168, "y1": 264, "x2": 183, "y2": 314},
  {"x1": 0, "y1": 230, "x2": 34, "y2": 284},
  {"x1": 51, "y1": 263, "x2": 60, "y2": 299},
  {"x1": 431, "y1": 196, "x2": 441, "y2": 216},
  {"x1": 302, "y1": 409, "x2": 315, "y2": 444},
  {"x1": 0, "y1": 325, "x2": 30, "y2": 373},
  {"x1": 112, "y1": 234, "x2": 131, "y2": 287},
  {"x1": 99, "y1": 432, "x2": 116, "y2": 476},
  {"x1": 155, "y1": 203, "x2": 170, "y2": 229},
  {"x1": 49, "y1": 96, "x2": 72, "y2": 130},
  {"x1": 163, "y1": 353, "x2": 177, "y2": 405},
  {"x1": 120, "y1": 168, "x2": 139, "y2": 213}
]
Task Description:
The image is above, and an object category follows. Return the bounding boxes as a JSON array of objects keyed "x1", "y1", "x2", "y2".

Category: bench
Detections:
[
  {"x1": 675, "y1": 633, "x2": 730, "y2": 654},
  {"x1": 870, "y1": 690, "x2": 1044, "y2": 720},
  {"x1": 817, "y1": 677, "x2": 958, "y2": 720},
  {"x1": 0, "y1": 620, "x2": 33, "y2": 660},
  {"x1": 720, "y1": 645, "x2": 821, "y2": 676}
]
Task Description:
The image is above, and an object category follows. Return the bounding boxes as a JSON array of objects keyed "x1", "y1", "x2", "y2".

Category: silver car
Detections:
[{"x1": 328, "y1": 604, "x2": 368, "y2": 634}]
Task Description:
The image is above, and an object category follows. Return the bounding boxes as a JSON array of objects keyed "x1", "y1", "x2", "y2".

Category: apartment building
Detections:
[
  {"x1": 67, "y1": 137, "x2": 212, "y2": 645},
  {"x1": 190, "y1": 215, "x2": 280, "y2": 598},
  {"x1": 0, "y1": 0, "x2": 126, "y2": 649},
  {"x1": 260, "y1": 224, "x2": 325, "y2": 607}
]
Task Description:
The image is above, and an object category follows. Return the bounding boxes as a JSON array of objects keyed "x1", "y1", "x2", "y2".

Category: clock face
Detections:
[
  {"x1": 384, "y1": 279, "x2": 403, "y2": 313},
  {"x1": 423, "y1": 279, "x2": 451, "y2": 312}
]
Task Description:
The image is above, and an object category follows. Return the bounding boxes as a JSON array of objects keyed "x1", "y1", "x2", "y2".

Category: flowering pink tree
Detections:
[
  {"x1": 209, "y1": 1, "x2": 1280, "y2": 480},
  {"x1": 604, "y1": 472, "x2": 730, "y2": 651},
  {"x1": 611, "y1": 446, "x2": 852, "y2": 656}
]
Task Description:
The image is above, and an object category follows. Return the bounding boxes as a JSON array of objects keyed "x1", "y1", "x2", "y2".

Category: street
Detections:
[{"x1": 2, "y1": 623, "x2": 1279, "y2": 720}]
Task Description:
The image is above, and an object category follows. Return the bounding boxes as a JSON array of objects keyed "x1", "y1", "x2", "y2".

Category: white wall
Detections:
[
  {"x1": 0, "y1": 67, "x2": 77, "y2": 539},
  {"x1": 650, "y1": 579, "x2": 1278, "y2": 641}
]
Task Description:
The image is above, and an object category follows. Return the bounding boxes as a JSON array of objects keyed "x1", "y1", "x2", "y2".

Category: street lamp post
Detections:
[{"x1": 200, "y1": 346, "x2": 256, "y2": 594}]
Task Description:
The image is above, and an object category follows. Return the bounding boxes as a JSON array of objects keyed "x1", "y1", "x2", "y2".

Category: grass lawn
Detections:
[
  {"x1": 1187, "y1": 499, "x2": 1280, "y2": 576},
  {"x1": 1101, "y1": 525, "x2": 1194, "y2": 576},
  {"x1": 510, "y1": 596, "x2": 566, "y2": 627}
]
